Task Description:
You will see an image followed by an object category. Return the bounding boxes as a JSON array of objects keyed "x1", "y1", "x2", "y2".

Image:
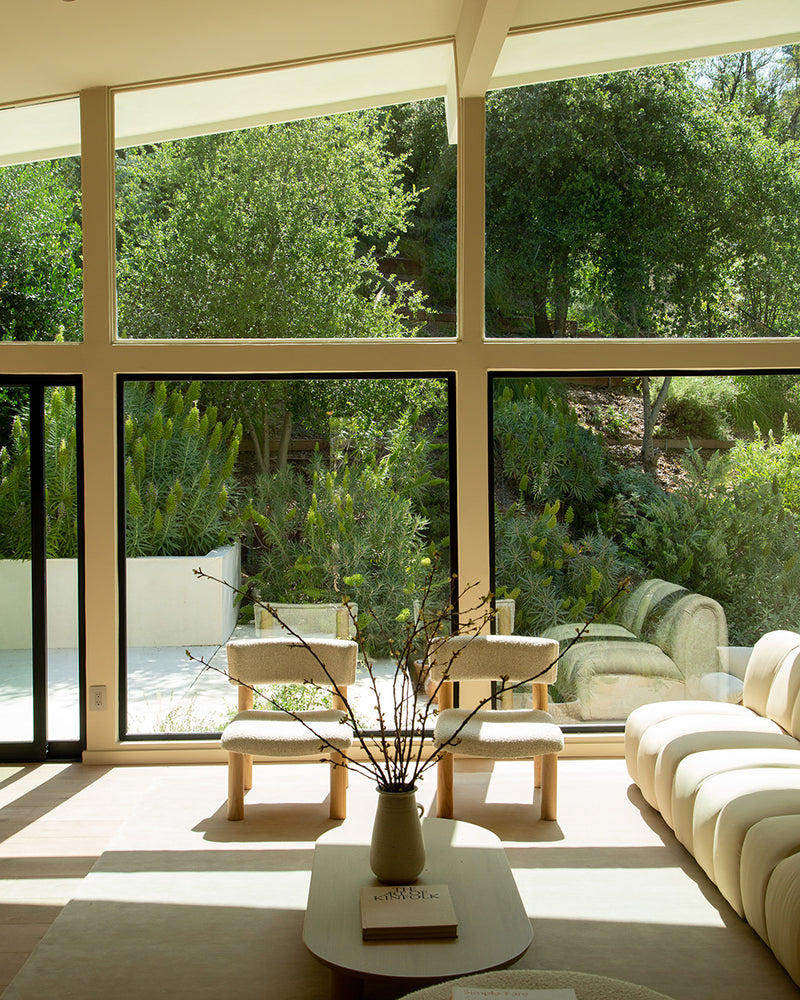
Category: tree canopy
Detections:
[
  {"x1": 483, "y1": 64, "x2": 800, "y2": 339},
  {"x1": 0, "y1": 159, "x2": 82, "y2": 342},
  {"x1": 115, "y1": 111, "x2": 422, "y2": 340}
]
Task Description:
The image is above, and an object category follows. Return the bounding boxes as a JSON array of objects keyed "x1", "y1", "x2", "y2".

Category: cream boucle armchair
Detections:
[
  {"x1": 429, "y1": 634, "x2": 563, "y2": 821},
  {"x1": 221, "y1": 637, "x2": 357, "y2": 821}
]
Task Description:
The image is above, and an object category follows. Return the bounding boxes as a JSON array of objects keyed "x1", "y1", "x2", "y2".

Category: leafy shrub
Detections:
[
  {"x1": 0, "y1": 386, "x2": 79, "y2": 558},
  {"x1": 241, "y1": 450, "x2": 436, "y2": 654},
  {"x1": 725, "y1": 420, "x2": 800, "y2": 518},
  {"x1": 663, "y1": 375, "x2": 800, "y2": 438},
  {"x1": 494, "y1": 383, "x2": 609, "y2": 509},
  {"x1": 123, "y1": 381, "x2": 243, "y2": 556},
  {"x1": 594, "y1": 463, "x2": 666, "y2": 538},
  {"x1": 494, "y1": 500, "x2": 634, "y2": 636},
  {"x1": 0, "y1": 382, "x2": 243, "y2": 561},
  {"x1": 626, "y1": 450, "x2": 800, "y2": 644},
  {"x1": 656, "y1": 394, "x2": 726, "y2": 439}
]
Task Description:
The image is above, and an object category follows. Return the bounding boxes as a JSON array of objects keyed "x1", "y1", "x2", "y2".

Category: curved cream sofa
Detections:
[
  {"x1": 545, "y1": 578, "x2": 728, "y2": 720},
  {"x1": 625, "y1": 630, "x2": 800, "y2": 986}
]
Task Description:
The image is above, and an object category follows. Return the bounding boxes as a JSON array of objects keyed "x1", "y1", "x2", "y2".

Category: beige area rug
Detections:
[{"x1": 2, "y1": 759, "x2": 798, "y2": 1000}]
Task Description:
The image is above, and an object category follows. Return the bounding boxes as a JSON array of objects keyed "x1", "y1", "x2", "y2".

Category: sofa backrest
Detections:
[
  {"x1": 743, "y1": 630, "x2": 800, "y2": 717},
  {"x1": 765, "y1": 645, "x2": 800, "y2": 738},
  {"x1": 639, "y1": 585, "x2": 728, "y2": 687},
  {"x1": 618, "y1": 578, "x2": 677, "y2": 636}
]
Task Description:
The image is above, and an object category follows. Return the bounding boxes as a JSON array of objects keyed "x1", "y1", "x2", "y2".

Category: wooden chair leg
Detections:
[
  {"x1": 437, "y1": 752, "x2": 454, "y2": 818},
  {"x1": 227, "y1": 751, "x2": 245, "y2": 821},
  {"x1": 243, "y1": 753, "x2": 253, "y2": 791},
  {"x1": 534, "y1": 757, "x2": 542, "y2": 788},
  {"x1": 540, "y1": 753, "x2": 558, "y2": 821},
  {"x1": 330, "y1": 751, "x2": 347, "y2": 820}
]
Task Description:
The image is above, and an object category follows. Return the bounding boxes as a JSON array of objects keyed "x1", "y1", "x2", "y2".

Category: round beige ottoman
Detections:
[
  {"x1": 398, "y1": 969, "x2": 674, "y2": 1000},
  {"x1": 741, "y1": 814, "x2": 800, "y2": 944}
]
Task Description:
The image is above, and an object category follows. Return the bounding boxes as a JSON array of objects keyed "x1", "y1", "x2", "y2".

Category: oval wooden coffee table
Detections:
[{"x1": 303, "y1": 817, "x2": 532, "y2": 999}]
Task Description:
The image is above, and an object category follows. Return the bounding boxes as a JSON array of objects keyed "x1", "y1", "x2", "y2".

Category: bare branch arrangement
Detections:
[{"x1": 190, "y1": 564, "x2": 629, "y2": 792}]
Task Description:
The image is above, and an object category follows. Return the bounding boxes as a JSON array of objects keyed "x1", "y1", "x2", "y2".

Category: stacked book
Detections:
[{"x1": 359, "y1": 883, "x2": 458, "y2": 940}]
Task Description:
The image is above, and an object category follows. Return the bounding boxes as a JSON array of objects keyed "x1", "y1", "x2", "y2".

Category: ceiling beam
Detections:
[
  {"x1": 456, "y1": 0, "x2": 518, "y2": 96},
  {"x1": 447, "y1": 0, "x2": 518, "y2": 141}
]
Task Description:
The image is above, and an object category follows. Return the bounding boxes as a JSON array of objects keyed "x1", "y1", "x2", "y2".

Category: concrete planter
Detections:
[
  {"x1": 126, "y1": 541, "x2": 241, "y2": 647},
  {"x1": 0, "y1": 558, "x2": 79, "y2": 650},
  {"x1": 0, "y1": 541, "x2": 241, "y2": 650}
]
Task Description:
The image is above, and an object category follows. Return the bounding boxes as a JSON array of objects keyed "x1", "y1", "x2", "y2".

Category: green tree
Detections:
[
  {"x1": 485, "y1": 64, "x2": 800, "y2": 340},
  {"x1": 385, "y1": 99, "x2": 457, "y2": 319},
  {"x1": 116, "y1": 112, "x2": 432, "y2": 469},
  {"x1": 0, "y1": 159, "x2": 82, "y2": 341},
  {"x1": 116, "y1": 113, "x2": 421, "y2": 340}
]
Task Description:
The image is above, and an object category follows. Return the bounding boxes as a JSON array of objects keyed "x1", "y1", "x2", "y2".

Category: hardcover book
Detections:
[{"x1": 359, "y1": 883, "x2": 458, "y2": 940}]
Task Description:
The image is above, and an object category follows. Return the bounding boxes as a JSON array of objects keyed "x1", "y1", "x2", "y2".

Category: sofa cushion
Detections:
[
  {"x1": 617, "y1": 578, "x2": 676, "y2": 634},
  {"x1": 543, "y1": 623, "x2": 637, "y2": 645},
  {"x1": 625, "y1": 700, "x2": 755, "y2": 784},
  {"x1": 743, "y1": 630, "x2": 800, "y2": 716},
  {"x1": 635, "y1": 713, "x2": 784, "y2": 810},
  {"x1": 669, "y1": 740, "x2": 800, "y2": 845},
  {"x1": 765, "y1": 851, "x2": 800, "y2": 988},
  {"x1": 692, "y1": 768, "x2": 800, "y2": 886},
  {"x1": 741, "y1": 815, "x2": 800, "y2": 944},
  {"x1": 713, "y1": 778, "x2": 800, "y2": 917},
  {"x1": 765, "y1": 646, "x2": 800, "y2": 737}
]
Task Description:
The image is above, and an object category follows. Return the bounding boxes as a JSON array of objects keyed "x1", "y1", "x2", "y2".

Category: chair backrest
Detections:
[
  {"x1": 254, "y1": 602, "x2": 356, "y2": 640},
  {"x1": 226, "y1": 637, "x2": 357, "y2": 687},
  {"x1": 429, "y1": 634, "x2": 559, "y2": 685}
]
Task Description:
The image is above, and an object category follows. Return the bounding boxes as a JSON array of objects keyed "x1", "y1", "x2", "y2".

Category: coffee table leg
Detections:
[{"x1": 331, "y1": 969, "x2": 363, "y2": 1000}]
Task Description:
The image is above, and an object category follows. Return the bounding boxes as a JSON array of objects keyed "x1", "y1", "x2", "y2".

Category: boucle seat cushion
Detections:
[
  {"x1": 434, "y1": 709, "x2": 564, "y2": 758},
  {"x1": 221, "y1": 709, "x2": 352, "y2": 756},
  {"x1": 669, "y1": 742, "x2": 800, "y2": 847},
  {"x1": 634, "y1": 713, "x2": 784, "y2": 810},
  {"x1": 741, "y1": 815, "x2": 800, "y2": 943},
  {"x1": 625, "y1": 700, "x2": 755, "y2": 783},
  {"x1": 660, "y1": 734, "x2": 800, "y2": 831},
  {"x1": 691, "y1": 768, "x2": 800, "y2": 886},
  {"x1": 765, "y1": 850, "x2": 800, "y2": 987}
]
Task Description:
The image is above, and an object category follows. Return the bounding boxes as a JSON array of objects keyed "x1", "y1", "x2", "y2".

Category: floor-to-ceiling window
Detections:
[
  {"x1": 3, "y1": 23, "x2": 800, "y2": 761},
  {"x1": 485, "y1": 46, "x2": 800, "y2": 727},
  {"x1": 118, "y1": 374, "x2": 452, "y2": 737}
]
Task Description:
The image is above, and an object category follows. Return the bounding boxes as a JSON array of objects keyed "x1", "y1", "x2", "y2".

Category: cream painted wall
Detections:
[{"x1": 2, "y1": 3, "x2": 800, "y2": 761}]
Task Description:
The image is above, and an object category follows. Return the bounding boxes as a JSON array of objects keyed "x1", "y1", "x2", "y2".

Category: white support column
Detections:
[{"x1": 80, "y1": 87, "x2": 119, "y2": 753}]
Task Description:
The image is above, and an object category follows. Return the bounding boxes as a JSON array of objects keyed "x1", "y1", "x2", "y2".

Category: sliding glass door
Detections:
[{"x1": 0, "y1": 380, "x2": 84, "y2": 760}]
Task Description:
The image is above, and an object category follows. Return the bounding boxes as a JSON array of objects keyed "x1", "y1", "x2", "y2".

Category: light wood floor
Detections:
[
  {"x1": 0, "y1": 759, "x2": 798, "y2": 999},
  {"x1": 0, "y1": 764, "x2": 157, "y2": 992}
]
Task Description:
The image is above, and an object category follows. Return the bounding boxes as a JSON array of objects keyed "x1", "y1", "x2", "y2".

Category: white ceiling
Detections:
[
  {"x1": 3, "y1": 0, "x2": 799, "y2": 111},
  {"x1": 1, "y1": 0, "x2": 799, "y2": 166}
]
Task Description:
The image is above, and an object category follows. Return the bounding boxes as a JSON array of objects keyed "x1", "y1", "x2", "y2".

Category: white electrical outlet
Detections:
[{"x1": 89, "y1": 685, "x2": 107, "y2": 711}]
